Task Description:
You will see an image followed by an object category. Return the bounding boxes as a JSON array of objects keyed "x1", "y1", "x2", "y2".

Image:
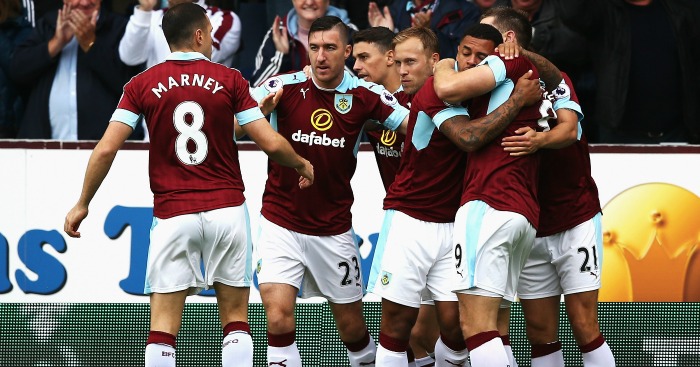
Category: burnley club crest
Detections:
[{"x1": 334, "y1": 94, "x2": 353, "y2": 114}]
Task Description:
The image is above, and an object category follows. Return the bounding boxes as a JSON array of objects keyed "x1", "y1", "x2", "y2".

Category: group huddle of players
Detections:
[{"x1": 65, "y1": 3, "x2": 616, "y2": 367}]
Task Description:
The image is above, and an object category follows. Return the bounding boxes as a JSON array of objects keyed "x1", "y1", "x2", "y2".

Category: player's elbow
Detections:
[{"x1": 433, "y1": 80, "x2": 462, "y2": 105}]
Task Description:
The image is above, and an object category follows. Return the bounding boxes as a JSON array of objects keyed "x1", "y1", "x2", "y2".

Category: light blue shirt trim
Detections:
[
  {"x1": 432, "y1": 107, "x2": 469, "y2": 129},
  {"x1": 412, "y1": 111, "x2": 435, "y2": 151},
  {"x1": 236, "y1": 107, "x2": 265, "y2": 125},
  {"x1": 165, "y1": 51, "x2": 209, "y2": 61},
  {"x1": 554, "y1": 100, "x2": 584, "y2": 140},
  {"x1": 384, "y1": 106, "x2": 409, "y2": 132},
  {"x1": 487, "y1": 81, "x2": 513, "y2": 114},
  {"x1": 481, "y1": 55, "x2": 506, "y2": 85},
  {"x1": 251, "y1": 71, "x2": 306, "y2": 103},
  {"x1": 49, "y1": 38, "x2": 79, "y2": 140},
  {"x1": 111, "y1": 108, "x2": 141, "y2": 129}
]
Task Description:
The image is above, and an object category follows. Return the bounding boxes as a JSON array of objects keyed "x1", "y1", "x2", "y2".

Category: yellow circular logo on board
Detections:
[{"x1": 600, "y1": 183, "x2": 700, "y2": 302}]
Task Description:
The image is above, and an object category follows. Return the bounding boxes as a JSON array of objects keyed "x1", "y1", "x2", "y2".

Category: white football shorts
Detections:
[
  {"x1": 367, "y1": 210, "x2": 457, "y2": 308},
  {"x1": 255, "y1": 216, "x2": 364, "y2": 304},
  {"x1": 518, "y1": 213, "x2": 603, "y2": 299},
  {"x1": 145, "y1": 204, "x2": 253, "y2": 295},
  {"x1": 452, "y1": 200, "x2": 536, "y2": 302}
]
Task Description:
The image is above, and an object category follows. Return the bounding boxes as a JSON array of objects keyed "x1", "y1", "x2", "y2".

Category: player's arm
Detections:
[
  {"x1": 521, "y1": 50, "x2": 562, "y2": 92},
  {"x1": 242, "y1": 118, "x2": 314, "y2": 189},
  {"x1": 439, "y1": 70, "x2": 541, "y2": 152},
  {"x1": 118, "y1": 1, "x2": 154, "y2": 66},
  {"x1": 433, "y1": 58, "x2": 497, "y2": 105},
  {"x1": 501, "y1": 108, "x2": 578, "y2": 156},
  {"x1": 494, "y1": 43, "x2": 562, "y2": 92},
  {"x1": 64, "y1": 121, "x2": 133, "y2": 238}
]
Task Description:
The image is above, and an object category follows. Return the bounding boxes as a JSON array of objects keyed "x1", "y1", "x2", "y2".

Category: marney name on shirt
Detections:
[{"x1": 152, "y1": 74, "x2": 224, "y2": 98}]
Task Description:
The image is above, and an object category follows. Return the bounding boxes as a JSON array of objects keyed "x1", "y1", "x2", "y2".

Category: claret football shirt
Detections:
[
  {"x1": 113, "y1": 52, "x2": 264, "y2": 219},
  {"x1": 252, "y1": 71, "x2": 410, "y2": 235},
  {"x1": 461, "y1": 55, "x2": 544, "y2": 228},
  {"x1": 383, "y1": 77, "x2": 469, "y2": 223}
]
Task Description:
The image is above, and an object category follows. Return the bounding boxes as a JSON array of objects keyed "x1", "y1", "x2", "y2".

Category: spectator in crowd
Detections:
[
  {"x1": 367, "y1": 0, "x2": 481, "y2": 59},
  {"x1": 119, "y1": 0, "x2": 241, "y2": 68},
  {"x1": 469, "y1": 0, "x2": 503, "y2": 12},
  {"x1": 489, "y1": 1, "x2": 596, "y2": 140},
  {"x1": 332, "y1": 0, "x2": 372, "y2": 30},
  {"x1": 251, "y1": 0, "x2": 357, "y2": 87},
  {"x1": 0, "y1": 0, "x2": 32, "y2": 138},
  {"x1": 558, "y1": 0, "x2": 700, "y2": 144},
  {"x1": 10, "y1": 0, "x2": 143, "y2": 140},
  {"x1": 21, "y1": 0, "x2": 60, "y2": 27}
]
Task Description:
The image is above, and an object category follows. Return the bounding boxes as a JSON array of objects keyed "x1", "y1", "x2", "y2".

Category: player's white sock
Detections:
[
  {"x1": 531, "y1": 341, "x2": 564, "y2": 367},
  {"x1": 376, "y1": 332, "x2": 409, "y2": 366},
  {"x1": 222, "y1": 321, "x2": 253, "y2": 367},
  {"x1": 465, "y1": 331, "x2": 509, "y2": 367},
  {"x1": 345, "y1": 331, "x2": 377, "y2": 367},
  {"x1": 434, "y1": 334, "x2": 470, "y2": 366},
  {"x1": 267, "y1": 331, "x2": 302, "y2": 367},
  {"x1": 581, "y1": 334, "x2": 616, "y2": 367},
  {"x1": 145, "y1": 331, "x2": 176, "y2": 367},
  {"x1": 501, "y1": 335, "x2": 518, "y2": 367},
  {"x1": 415, "y1": 355, "x2": 436, "y2": 366},
  {"x1": 377, "y1": 344, "x2": 409, "y2": 366}
]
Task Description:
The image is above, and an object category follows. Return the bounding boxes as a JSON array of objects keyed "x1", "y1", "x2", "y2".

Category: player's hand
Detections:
[
  {"x1": 64, "y1": 204, "x2": 89, "y2": 238},
  {"x1": 302, "y1": 65, "x2": 312, "y2": 79},
  {"x1": 295, "y1": 159, "x2": 314, "y2": 189},
  {"x1": 259, "y1": 86, "x2": 283, "y2": 116},
  {"x1": 502, "y1": 127, "x2": 542, "y2": 156},
  {"x1": 271, "y1": 15, "x2": 290, "y2": 55},
  {"x1": 411, "y1": 9, "x2": 432, "y2": 28},
  {"x1": 513, "y1": 70, "x2": 543, "y2": 107},
  {"x1": 496, "y1": 42, "x2": 522, "y2": 60},
  {"x1": 67, "y1": 8, "x2": 97, "y2": 52},
  {"x1": 368, "y1": 2, "x2": 394, "y2": 30},
  {"x1": 138, "y1": 0, "x2": 158, "y2": 12},
  {"x1": 433, "y1": 58, "x2": 456, "y2": 74}
]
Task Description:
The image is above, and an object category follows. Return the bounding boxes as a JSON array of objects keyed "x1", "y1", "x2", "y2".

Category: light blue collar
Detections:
[
  {"x1": 312, "y1": 70, "x2": 355, "y2": 93},
  {"x1": 166, "y1": 51, "x2": 209, "y2": 61}
]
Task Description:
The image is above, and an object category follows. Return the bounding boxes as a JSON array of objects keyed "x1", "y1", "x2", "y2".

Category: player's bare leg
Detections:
[
  {"x1": 260, "y1": 283, "x2": 302, "y2": 367},
  {"x1": 434, "y1": 300, "x2": 469, "y2": 366},
  {"x1": 521, "y1": 296, "x2": 564, "y2": 367},
  {"x1": 496, "y1": 306, "x2": 518, "y2": 367},
  {"x1": 409, "y1": 304, "x2": 439, "y2": 366},
  {"x1": 146, "y1": 290, "x2": 188, "y2": 367},
  {"x1": 329, "y1": 299, "x2": 378, "y2": 366},
  {"x1": 375, "y1": 298, "x2": 419, "y2": 366},
  {"x1": 458, "y1": 293, "x2": 509, "y2": 366},
  {"x1": 214, "y1": 283, "x2": 253, "y2": 366},
  {"x1": 564, "y1": 290, "x2": 615, "y2": 366}
]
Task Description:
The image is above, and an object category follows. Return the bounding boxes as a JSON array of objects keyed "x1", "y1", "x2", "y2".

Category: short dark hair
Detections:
[
  {"x1": 461, "y1": 23, "x2": 503, "y2": 47},
  {"x1": 162, "y1": 2, "x2": 209, "y2": 48},
  {"x1": 309, "y1": 16, "x2": 351, "y2": 45},
  {"x1": 352, "y1": 27, "x2": 395, "y2": 53},
  {"x1": 481, "y1": 6, "x2": 532, "y2": 49},
  {"x1": 393, "y1": 26, "x2": 439, "y2": 56}
]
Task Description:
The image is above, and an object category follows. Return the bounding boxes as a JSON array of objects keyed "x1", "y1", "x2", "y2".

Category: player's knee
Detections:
[
  {"x1": 524, "y1": 318, "x2": 558, "y2": 344},
  {"x1": 569, "y1": 317, "x2": 600, "y2": 344},
  {"x1": 264, "y1": 308, "x2": 296, "y2": 334}
]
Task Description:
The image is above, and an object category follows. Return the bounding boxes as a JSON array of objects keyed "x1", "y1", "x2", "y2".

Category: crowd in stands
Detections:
[{"x1": 1, "y1": 0, "x2": 699, "y2": 143}]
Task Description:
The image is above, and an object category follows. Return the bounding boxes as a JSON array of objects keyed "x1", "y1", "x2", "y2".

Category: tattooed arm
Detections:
[
  {"x1": 495, "y1": 43, "x2": 562, "y2": 92},
  {"x1": 521, "y1": 50, "x2": 562, "y2": 92},
  {"x1": 439, "y1": 70, "x2": 542, "y2": 152}
]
